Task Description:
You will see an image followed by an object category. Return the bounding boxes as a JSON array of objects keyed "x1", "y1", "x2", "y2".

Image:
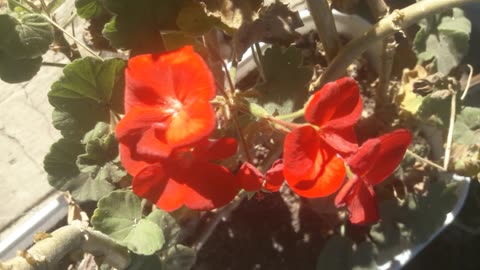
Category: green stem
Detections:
[
  {"x1": 305, "y1": 0, "x2": 341, "y2": 62},
  {"x1": 252, "y1": 43, "x2": 265, "y2": 82},
  {"x1": 275, "y1": 108, "x2": 306, "y2": 121}
]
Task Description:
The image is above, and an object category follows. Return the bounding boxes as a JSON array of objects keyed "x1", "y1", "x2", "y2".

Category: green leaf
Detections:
[
  {"x1": 413, "y1": 8, "x2": 471, "y2": 74},
  {"x1": 44, "y1": 138, "x2": 84, "y2": 178},
  {"x1": 0, "y1": 52, "x2": 42, "y2": 83},
  {"x1": 0, "y1": 13, "x2": 54, "y2": 59},
  {"x1": 147, "y1": 207, "x2": 180, "y2": 245},
  {"x1": 162, "y1": 245, "x2": 196, "y2": 270},
  {"x1": 451, "y1": 106, "x2": 480, "y2": 176},
  {"x1": 75, "y1": 0, "x2": 104, "y2": 19},
  {"x1": 255, "y1": 45, "x2": 312, "y2": 115},
  {"x1": 316, "y1": 236, "x2": 353, "y2": 270},
  {"x1": 233, "y1": 2, "x2": 303, "y2": 57},
  {"x1": 102, "y1": 0, "x2": 184, "y2": 54},
  {"x1": 176, "y1": 1, "x2": 215, "y2": 35},
  {"x1": 127, "y1": 254, "x2": 163, "y2": 270},
  {"x1": 92, "y1": 191, "x2": 167, "y2": 255},
  {"x1": 48, "y1": 57, "x2": 126, "y2": 138},
  {"x1": 47, "y1": 0, "x2": 66, "y2": 13},
  {"x1": 351, "y1": 242, "x2": 377, "y2": 270},
  {"x1": 44, "y1": 138, "x2": 117, "y2": 201},
  {"x1": 77, "y1": 122, "x2": 118, "y2": 168}
]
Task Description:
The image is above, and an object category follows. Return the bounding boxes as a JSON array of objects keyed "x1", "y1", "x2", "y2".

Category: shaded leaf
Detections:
[
  {"x1": 127, "y1": 254, "x2": 163, "y2": 270},
  {"x1": 0, "y1": 52, "x2": 42, "y2": 83},
  {"x1": 77, "y1": 122, "x2": 118, "y2": 168},
  {"x1": 102, "y1": 0, "x2": 184, "y2": 54},
  {"x1": 147, "y1": 208, "x2": 180, "y2": 245},
  {"x1": 351, "y1": 242, "x2": 377, "y2": 270},
  {"x1": 176, "y1": 1, "x2": 215, "y2": 35},
  {"x1": 75, "y1": 0, "x2": 104, "y2": 19},
  {"x1": 316, "y1": 236, "x2": 353, "y2": 270},
  {"x1": 0, "y1": 13, "x2": 54, "y2": 59},
  {"x1": 162, "y1": 245, "x2": 196, "y2": 270},
  {"x1": 201, "y1": 0, "x2": 263, "y2": 33},
  {"x1": 48, "y1": 57, "x2": 126, "y2": 138},
  {"x1": 451, "y1": 106, "x2": 480, "y2": 176},
  {"x1": 233, "y1": 2, "x2": 303, "y2": 58},
  {"x1": 44, "y1": 138, "x2": 116, "y2": 201},
  {"x1": 413, "y1": 8, "x2": 471, "y2": 74},
  {"x1": 92, "y1": 190, "x2": 167, "y2": 255},
  {"x1": 255, "y1": 45, "x2": 312, "y2": 115},
  {"x1": 47, "y1": 0, "x2": 66, "y2": 13}
]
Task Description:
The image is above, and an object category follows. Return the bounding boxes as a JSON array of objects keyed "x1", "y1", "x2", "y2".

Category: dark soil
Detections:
[{"x1": 193, "y1": 189, "x2": 335, "y2": 270}]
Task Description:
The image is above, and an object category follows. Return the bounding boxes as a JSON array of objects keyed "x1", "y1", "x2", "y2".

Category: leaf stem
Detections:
[
  {"x1": 444, "y1": 86, "x2": 457, "y2": 170},
  {"x1": 42, "y1": 15, "x2": 103, "y2": 61},
  {"x1": 461, "y1": 64, "x2": 473, "y2": 100},
  {"x1": 275, "y1": 108, "x2": 305, "y2": 121},
  {"x1": 251, "y1": 43, "x2": 265, "y2": 82},
  {"x1": 405, "y1": 149, "x2": 446, "y2": 171},
  {"x1": 315, "y1": 0, "x2": 478, "y2": 87},
  {"x1": 42, "y1": 61, "x2": 67, "y2": 67}
]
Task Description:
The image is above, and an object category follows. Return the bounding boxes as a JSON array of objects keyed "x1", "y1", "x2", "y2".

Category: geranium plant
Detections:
[{"x1": 0, "y1": 0, "x2": 478, "y2": 269}]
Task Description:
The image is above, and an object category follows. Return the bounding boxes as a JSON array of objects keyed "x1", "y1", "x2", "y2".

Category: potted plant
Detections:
[{"x1": 0, "y1": 0, "x2": 478, "y2": 269}]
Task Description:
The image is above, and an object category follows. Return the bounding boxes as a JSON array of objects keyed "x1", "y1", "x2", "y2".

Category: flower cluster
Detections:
[
  {"x1": 116, "y1": 46, "x2": 242, "y2": 211},
  {"x1": 282, "y1": 78, "x2": 412, "y2": 225},
  {"x1": 116, "y1": 46, "x2": 411, "y2": 224},
  {"x1": 116, "y1": 46, "x2": 280, "y2": 211}
]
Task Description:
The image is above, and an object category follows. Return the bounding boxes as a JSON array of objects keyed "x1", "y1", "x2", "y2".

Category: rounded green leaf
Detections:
[
  {"x1": 162, "y1": 245, "x2": 196, "y2": 270},
  {"x1": 75, "y1": 0, "x2": 104, "y2": 19},
  {"x1": 48, "y1": 57, "x2": 126, "y2": 138},
  {"x1": 92, "y1": 191, "x2": 166, "y2": 255},
  {"x1": 0, "y1": 13, "x2": 54, "y2": 59},
  {"x1": 0, "y1": 52, "x2": 42, "y2": 83}
]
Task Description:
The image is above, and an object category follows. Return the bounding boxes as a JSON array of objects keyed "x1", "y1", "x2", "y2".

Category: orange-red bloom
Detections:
[
  {"x1": 116, "y1": 46, "x2": 216, "y2": 175},
  {"x1": 133, "y1": 138, "x2": 241, "y2": 211},
  {"x1": 283, "y1": 77, "x2": 362, "y2": 198},
  {"x1": 335, "y1": 129, "x2": 412, "y2": 225},
  {"x1": 236, "y1": 159, "x2": 285, "y2": 192}
]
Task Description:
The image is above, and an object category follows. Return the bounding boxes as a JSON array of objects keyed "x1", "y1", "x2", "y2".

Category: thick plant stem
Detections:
[
  {"x1": 305, "y1": 0, "x2": 341, "y2": 62},
  {"x1": 367, "y1": 0, "x2": 397, "y2": 107},
  {"x1": 0, "y1": 221, "x2": 130, "y2": 270},
  {"x1": 316, "y1": 0, "x2": 478, "y2": 87}
]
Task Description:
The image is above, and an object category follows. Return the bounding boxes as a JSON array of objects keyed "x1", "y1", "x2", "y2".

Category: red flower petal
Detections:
[
  {"x1": 335, "y1": 176, "x2": 379, "y2": 225},
  {"x1": 305, "y1": 77, "x2": 362, "y2": 130},
  {"x1": 283, "y1": 126, "x2": 324, "y2": 182},
  {"x1": 346, "y1": 137, "x2": 381, "y2": 177},
  {"x1": 133, "y1": 163, "x2": 187, "y2": 212},
  {"x1": 119, "y1": 142, "x2": 151, "y2": 176},
  {"x1": 236, "y1": 162, "x2": 263, "y2": 192},
  {"x1": 319, "y1": 126, "x2": 358, "y2": 156},
  {"x1": 165, "y1": 100, "x2": 216, "y2": 149},
  {"x1": 364, "y1": 129, "x2": 412, "y2": 185},
  {"x1": 184, "y1": 162, "x2": 240, "y2": 210},
  {"x1": 133, "y1": 161, "x2": 240, "y2": 211},
  {"x1": 288, "y1": 152, "x2": 346, "y2": 198},
  {"x1": 264, "y1": 159, "x2": 284, "y2": 192},
  {"x1": 193, "y1": 137, "x2": 238, "y2": 161},
  {"x1": 125, "y1": 46, "x2": 215, "y2": 112}
]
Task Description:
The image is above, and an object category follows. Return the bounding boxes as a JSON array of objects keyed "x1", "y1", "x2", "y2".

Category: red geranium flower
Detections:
[
  {"x1": 116, "y1": 46, "x2": 216, "y2": 175},
  {"x1": 283, "y1": 77, "x2": 362, "y2": 198},
  {"x1": 236, "y1": 159, "x2": 285, "y2": 192},
  {"x1": 334, "y1": 129, "x2": 412, "y2": 225},
  {"x1": 132, "y1": 138, "x2": 241, "y2": 211}
]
